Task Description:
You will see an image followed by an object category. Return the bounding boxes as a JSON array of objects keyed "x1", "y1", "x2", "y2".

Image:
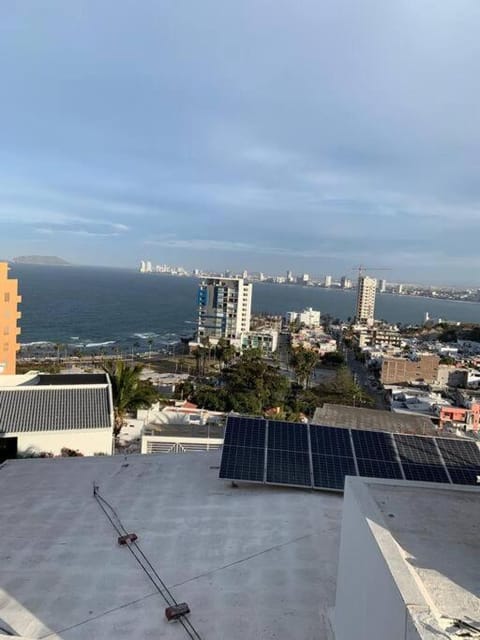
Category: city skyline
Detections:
[{"x1": 2, "y1": 3, "x2": 480, "y2": 284}]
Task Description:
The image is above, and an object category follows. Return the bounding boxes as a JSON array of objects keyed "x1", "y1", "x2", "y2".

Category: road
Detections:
[{"x1": 344, "y1": 348, "x2": 389, "y2": 410}]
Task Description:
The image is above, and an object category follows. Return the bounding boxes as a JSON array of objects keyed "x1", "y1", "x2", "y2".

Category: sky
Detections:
[{"x1": 1, "y1": 1, "x2": 480, "y2": 285}]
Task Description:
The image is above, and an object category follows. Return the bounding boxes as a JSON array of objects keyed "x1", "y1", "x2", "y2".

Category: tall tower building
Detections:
[
  {"x1": 378, "y1": 279, "x2": 387, "y2": 293},
  {"x1": 197, "y1": 277, "x2": 252, "y2": 342},
  {"x1": 0, "y1": 263, "x2": 22, "y2": 375},
  {"x1": 355, "y1": 275, "x2": 376, "y2": 325},
  {"x1": 324, "y1": 275, "x2": 332, "y2": 287}
]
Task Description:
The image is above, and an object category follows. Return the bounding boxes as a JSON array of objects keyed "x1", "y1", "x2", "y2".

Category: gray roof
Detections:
[
  {"x1": 312, "y1": 403, "x2": 437, "y2": 435},
  {"x1": 0, "y1": 386, "x2": 112, "y2": 433}
]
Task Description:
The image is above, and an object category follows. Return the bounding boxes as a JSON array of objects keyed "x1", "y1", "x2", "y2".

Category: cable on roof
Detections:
[{"x1": 93, "y1": 486, "x2": 202, "y2": 640}]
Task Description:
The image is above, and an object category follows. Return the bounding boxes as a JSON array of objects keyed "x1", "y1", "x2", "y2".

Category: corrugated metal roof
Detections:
[{"x1": 0, "y1": 386, "x2": 112, "y2": 433}]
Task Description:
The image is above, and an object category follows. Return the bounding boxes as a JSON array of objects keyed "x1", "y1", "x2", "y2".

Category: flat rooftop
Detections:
[
  {"x1": 368, "y1": 481, "x2": 480, "y2": 629},
  {"x1": 0, "y1": 453, "x2": 342, "y2": 640},
  {"x1": 312, "y1": 403, "x2": 436, "y2": 435},
  {"x1": 338, "y1": 477, "x2": 480, "y2": 638}
]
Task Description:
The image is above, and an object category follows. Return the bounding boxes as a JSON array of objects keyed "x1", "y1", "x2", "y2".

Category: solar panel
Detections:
[
  {"x1": 401, "y1": 463, "x2": 449, "y2": 483},
  {"x1": 310, "y1": 425, "x2": 354, "y2": 458},
  {"x1": 312, "y1": 454, "x2": 357, "y2": 490},
  {"x1": 267, "y1": 420, "x2": 309, "y2": 452},
  {"x1": 266, "y1": 421, "x2": 311, "y2": 486},
  {"x1": 223, "y1": 416, "x2": 266, "y2": 448},
  {"x1": 436, "y1": 438, "x2": 480, "y2": 467},
  {"x1": 394, "y1": 434, "x2": 442, "y2": 465},
  {"x1": 218, "y1": 415, "x2": 480, "y2": 492},
  {"x1": 436, "y1": 438, "x2": 480, "y2": 486},
  {"x1": 219, "y1": 444, "x2": 265, "y2": 482},
  {"x1": 394, "y1": 434, "x2": 449, "y2": 483},
  {"x1": 219, "y1": 417, "x2": 266, "y2": 482},
  {"x1": 351, "y1": 430, "x2": 403, "y2": 479}
]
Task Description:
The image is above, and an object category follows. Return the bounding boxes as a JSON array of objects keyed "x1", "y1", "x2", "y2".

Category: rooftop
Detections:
[
  {"x1": 312, "y1": 403, "x2": 437, "y2": 435},
  {"x1": 0, "y1": 384, "x2": 112, "y2": 433},
  {"x1": 336, "y1": 476, "x2": 480, "y2": 639},
  {"x1": 0, "y1": 453, "x2": 342, "y2": 639}
]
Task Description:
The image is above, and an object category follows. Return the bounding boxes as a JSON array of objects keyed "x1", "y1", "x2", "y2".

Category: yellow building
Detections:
[{"x1": 0, "y1": 262, "x2": 22, "y2": 375}]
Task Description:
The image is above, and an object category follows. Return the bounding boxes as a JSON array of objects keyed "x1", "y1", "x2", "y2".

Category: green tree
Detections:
[
  {"x1": 103, "y1": 361, "x2": 159, "y2": 435},
  {"x1": 314, "y1": 366, "x2": 374, "y2": 408},
  {"x1": 321, "y1": 351, "x2": 345, "y2": 367},
  {"x1": 289, "y1": 346, "x2": 319, "y2": 389},
  {"x1": 221, "y1": 350, "x2": 290, "y2": 414}
]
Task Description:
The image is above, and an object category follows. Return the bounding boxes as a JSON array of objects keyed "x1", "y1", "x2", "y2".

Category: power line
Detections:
[{"x1": 93, "y1": 485, "x2": 202, "y2": 640}]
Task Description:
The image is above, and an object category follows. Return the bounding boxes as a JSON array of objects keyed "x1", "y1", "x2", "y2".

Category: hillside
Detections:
[{"x1": 11, "y1": 255, "x2": 70, "y2": 266}]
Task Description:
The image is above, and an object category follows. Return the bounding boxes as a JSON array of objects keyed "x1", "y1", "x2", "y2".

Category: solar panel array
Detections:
[{"x1": 219, "y1": 416, "x2": 480, "y2": 492}]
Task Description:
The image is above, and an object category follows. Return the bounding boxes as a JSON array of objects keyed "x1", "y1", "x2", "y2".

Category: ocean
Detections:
[{"x1": 10, "y1": 264, "x2": 480, "y2": 354}]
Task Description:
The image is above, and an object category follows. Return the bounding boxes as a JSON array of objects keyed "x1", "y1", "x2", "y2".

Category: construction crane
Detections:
[{"x1": 351, "y1": 265, "x2": 391, "y2": 280}]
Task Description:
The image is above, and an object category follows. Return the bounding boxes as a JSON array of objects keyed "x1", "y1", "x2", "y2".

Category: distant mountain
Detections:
[{"x1": 11, "y1": 255, "x2": 71, "y2": 266}]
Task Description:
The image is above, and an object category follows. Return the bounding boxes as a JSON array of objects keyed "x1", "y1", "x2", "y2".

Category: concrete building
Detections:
[
  {"x1": 0, "y1": 263, "x2": 22, "y2": 375},
  {"x1": 1, "y1": 450, "x2": 479, "y2": 640},
  {"x1": 355, "y1": 275, "x2": 376, "y2": 325},
  {"x1": 398, "y1": 283, "x2": 404, "y2": 294},
  {"x1": 356, "y1": 326, "x2": 402, "y2": 349},
  {"x1": 297, "y1": 273, "x2": 310, "y2": 285},
  {"x1": 286, "y1": 307, "x2": 321, "y2": 328},
  {"x1": 238, "y1": 329, "x2": 278, "y2": 353},
  {"x1": 286, "y1": 269, "x2": 294, "y2": 283},
  {"x1": 380, "y1": 354, "x2": 440, "y2": 385},
  {"x1": 439, "y1": 404, "x2": 480, "y2": 432},
  {"x1": 196, "y1": 277, "x2": 252, "y2": 342},
  {"x1": 324, "y1": 274, "x2": 332, "y2": 287},
  {"x1": 378, "y1": 278, "x2": 387, "y2": 292},
  {"x1": 0, "y1": 373, "x2": 114, "y2": 456},
  {"x1": 340, "y1": 276, "x2": 352, "y2": 289},
  {"x1": 0, "y1": 453, "x2": 343, "y2": 639}
]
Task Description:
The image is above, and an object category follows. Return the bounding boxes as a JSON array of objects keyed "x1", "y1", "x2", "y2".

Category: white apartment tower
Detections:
[
  {"x1": 197, "y1": 277, "x2": 252, "y2": 342},
  {"x1": 356, "y1": 275, "x2": 377, "y2": 325},
  {"x1": 378, "y1": 278, "x2": 387, "y2": 293},
  {"x1": 324, "y1": 275, "x2": 332, "y2": 287}
]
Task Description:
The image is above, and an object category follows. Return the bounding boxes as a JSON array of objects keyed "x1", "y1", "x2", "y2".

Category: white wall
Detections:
[
  {"x1": 334, "y1": 479, "x2": 430, "y2": 640},
  {"x1": 11, "y1": 429, "x2": 113, "y2": 456}
]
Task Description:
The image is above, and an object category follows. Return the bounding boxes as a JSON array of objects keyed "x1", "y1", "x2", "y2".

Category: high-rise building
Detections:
[
  {"x1": 145, "y1": 261, "x2": 153, "y2": 273},
  {"x1": 340, "y1": 276, "x2": 352, "y2": 289},
  {"x1": 197, "y1": 277, "x2": 252, "y2": 342},
  {"x1": 0, "y1": 263, "x2": 21, "y2": 375},
  {"x1": 286, "y1": 270, "x2": 294, "y2": 283},
  {"x1": 355, "y1": 275, "x2": 376, "y2": 325},
  {"x1": 378, "y1": 279, "x2": 387, "y2": 293},
  {"x1": 398, "y1": 284, "x2": 404, "y2": 294},
  {"x1": 324, "y1": 275, "x2": 332, "y2": 287}
]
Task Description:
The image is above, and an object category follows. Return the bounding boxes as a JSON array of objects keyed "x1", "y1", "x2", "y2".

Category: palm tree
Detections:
[
  {"x1": 147, "y1": 338, "x2": 154, "y2": 359},
  {"x1": 103, "y1": 361, "x2": 158, "y2": 436}
]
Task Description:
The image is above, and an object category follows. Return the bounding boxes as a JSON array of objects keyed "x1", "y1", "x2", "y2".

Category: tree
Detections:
[
  {"x1": 321, "y1": 351, "x2": 345, "y2": 367},
  {"x1": 103, "y1": 361, "x2": 158, "y2": 435},
  {"x1": 289, "y1": 346, "x2": 319, "y2": 389},
  {"x1": 314, "y1": 366, "x2": 374, "y2": 408}
]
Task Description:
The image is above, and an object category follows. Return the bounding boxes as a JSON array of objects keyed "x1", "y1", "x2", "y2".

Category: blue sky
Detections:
[{"x1": 1, "y1": 1, "x2": 480, "y2": 284}]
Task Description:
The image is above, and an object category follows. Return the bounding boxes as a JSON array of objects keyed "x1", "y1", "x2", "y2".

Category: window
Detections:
[
  {"x1": 3, "y1": 326, "x2": 9, "y2": 336},
  {"x1": 4, "y1": 293, "x2": 9, "y2": 303},
  {"x1": 3, "y1": 343, "x2": 8, "y2": 352}
]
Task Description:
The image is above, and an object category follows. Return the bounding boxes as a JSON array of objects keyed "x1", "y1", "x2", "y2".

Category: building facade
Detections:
[
  {"x1": 238, "y1": 329, "x2": 279, "y2": 353},
  {"x1": 355, "y1": 275, "x2": 376, "y2": 325},
  {"x1": 197, "y1": 277, "x2": 252, "y2": 342},
  {"x1": 0, "y1": 263, "x2": 21, "y2": 375}
]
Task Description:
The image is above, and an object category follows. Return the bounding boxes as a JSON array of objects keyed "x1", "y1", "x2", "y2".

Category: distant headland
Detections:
[{"x1": 11, "y1": 255, "x2": 71, "y2": 266}]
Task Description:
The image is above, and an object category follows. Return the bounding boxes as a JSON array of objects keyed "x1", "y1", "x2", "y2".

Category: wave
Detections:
[
  {"x1": 84, "y1": 341, "x2": 116, "y2": 348},
  {"x1": 133, "y1": 332, "x2": 159, "y2": 340},
  {"x1": 70, "y1": 336, "x2": 80, "y2": 340},
  {"x1": 20, "y1": 341, "x2": 55, "y2": 347}
]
